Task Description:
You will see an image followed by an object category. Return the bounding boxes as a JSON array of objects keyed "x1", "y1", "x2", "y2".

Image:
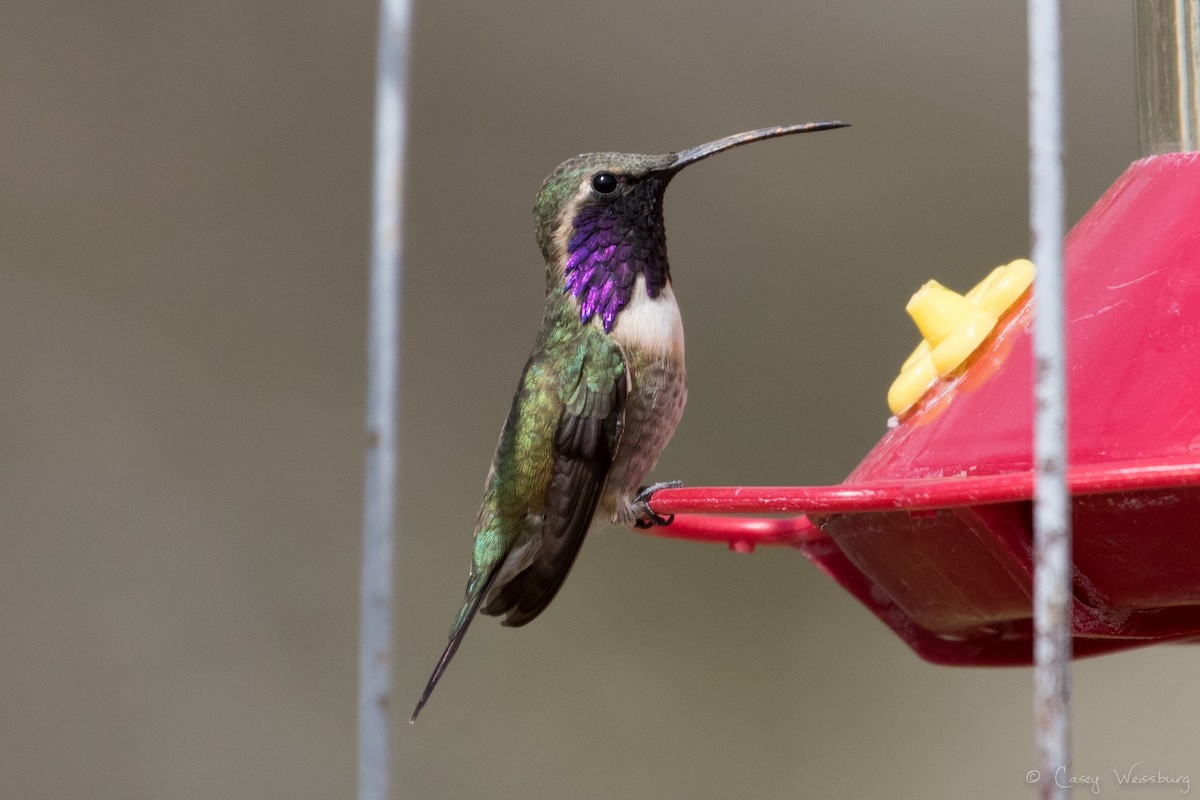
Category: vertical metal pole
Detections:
[
  {"x1": 1136, "y1": 0, "x2": 1200, "y2": 155},
  {"x1": 1028, "y1": 0, "x2": 1071, "y2": 797},
  {"x1": 360, "y1": 1, "x2": 411, "y2": 799}
]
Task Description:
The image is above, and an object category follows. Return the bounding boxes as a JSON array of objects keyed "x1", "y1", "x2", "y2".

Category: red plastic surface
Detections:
[{"x1": 646, "y1": 152, "x2": 1200, "y2": 664}]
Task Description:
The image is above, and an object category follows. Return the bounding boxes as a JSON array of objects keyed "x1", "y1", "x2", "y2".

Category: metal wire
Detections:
[
  {"x1": 359, "y1": 0, "x2": 411, "y2": 798},
  {"x1": 1136, "y1": 0, "x2": 1200, "y2": 154},
  {"x1": 1027, "y1": 0, "x2": 1072, "y2": 796}
]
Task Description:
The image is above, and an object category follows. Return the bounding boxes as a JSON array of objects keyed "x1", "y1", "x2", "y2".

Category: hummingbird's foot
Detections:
[{"x1": 631, "y1": 481, "x2": 684, "y2": 529}]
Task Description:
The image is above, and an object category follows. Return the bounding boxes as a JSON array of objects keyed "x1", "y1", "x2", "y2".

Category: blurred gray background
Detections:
[{"x1": 4, "y1": 2, "x2": 1196, "y2": 799}]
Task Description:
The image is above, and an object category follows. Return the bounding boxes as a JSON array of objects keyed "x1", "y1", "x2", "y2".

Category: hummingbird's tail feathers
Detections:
[
  {"x1": 483, "y1": 456, "x2": 604, "y2": 627},
  {"x1": 409, "y1": 566, "x2": 500, "y2": 723}
]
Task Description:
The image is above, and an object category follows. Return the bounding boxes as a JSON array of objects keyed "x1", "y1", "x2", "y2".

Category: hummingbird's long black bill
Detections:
[{"x1": 665, "y1": 121, "x2": 849, "y2": 172}]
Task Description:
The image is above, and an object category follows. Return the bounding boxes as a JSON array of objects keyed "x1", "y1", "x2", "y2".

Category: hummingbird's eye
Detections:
[{"x1": 591, "y1": 172, "x2": 618, "y2": 195}]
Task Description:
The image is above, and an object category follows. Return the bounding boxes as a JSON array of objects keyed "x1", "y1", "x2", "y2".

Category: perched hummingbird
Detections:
[{"x1": 411, "y1": 122, "x2": 847, "y2": 721}]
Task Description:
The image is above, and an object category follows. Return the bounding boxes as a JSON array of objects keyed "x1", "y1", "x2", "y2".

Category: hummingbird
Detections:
[{"x1": 411, "y1": 122, "x2": 848, "y2": 721}]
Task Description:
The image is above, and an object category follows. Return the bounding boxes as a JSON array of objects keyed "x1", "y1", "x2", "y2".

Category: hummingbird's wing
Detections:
[
  {"x1": 483, "y1": 338, "x2": 627, "y2": 627},
  {"x1": 412, "y1": 337, "x2": 626, "y2": 722}
]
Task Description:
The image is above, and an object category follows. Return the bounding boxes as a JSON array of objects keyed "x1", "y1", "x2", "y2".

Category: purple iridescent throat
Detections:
[{"x1": 562, "y1": 182, "x2": 669, "y2": 333}]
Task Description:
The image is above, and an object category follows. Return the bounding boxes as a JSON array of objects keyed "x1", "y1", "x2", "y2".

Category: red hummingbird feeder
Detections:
[{"x1": 643, "y1": 8, "x2": 1200, "y2": 665}]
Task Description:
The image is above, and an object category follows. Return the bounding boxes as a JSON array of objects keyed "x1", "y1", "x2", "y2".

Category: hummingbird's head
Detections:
[{"x1": 533, "y1": 122, "x2": 848, "y2": 332}]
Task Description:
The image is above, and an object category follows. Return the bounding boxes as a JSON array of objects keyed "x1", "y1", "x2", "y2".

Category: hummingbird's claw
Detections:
[{"x1": 631, "y1": 481, "x2": 683, "y2": 528}]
